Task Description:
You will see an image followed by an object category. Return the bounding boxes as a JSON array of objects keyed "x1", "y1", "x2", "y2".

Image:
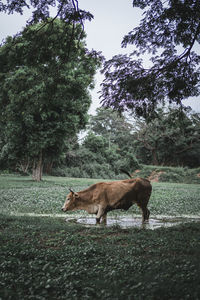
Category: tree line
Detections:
[
  {"x1": 0, "y1": 0, "x2": 199, "y2": 180},
  {"x1": 51, "y1": 107, "x2": 200, "y2": 179}
]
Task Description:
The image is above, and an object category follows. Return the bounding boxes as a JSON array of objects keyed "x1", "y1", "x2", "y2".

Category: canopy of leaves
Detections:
[
  {"x1": 134, "y1": 107, "x2": 200, "y2": 167},
  {"x1": 61, "y1": 108, "x2": 140, "y2": 178},
  {"x1": 0, "y1": 0, "x2": 92, "y2": 28},
  {"x1": 0, "y1": 19, "x2": 101, "y2": 171},
  {"x1": 53, "y1": 107, "x2": 200, "y2": 179},
  {"x1": 0, "y1": 0, "x2": 93, "y2": 64},
  {"x1": 88, "y1": 107, "x2": 134, "y2": 152},
  {"x1": 101, "y1": 0, "x2": 200, "y2": 118}
]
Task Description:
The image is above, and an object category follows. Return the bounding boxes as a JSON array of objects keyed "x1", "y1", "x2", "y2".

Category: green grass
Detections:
[
  {"x1": 150, "y1": 182, "x2": 200, "y2": 216},
  {"x1": 0, "y1": 175, "x2": 200, "y2": 299},
  {"x1": 0, "y1": 215, "x2": 200, "y2": 299},
  {"x1": 0, "y1": 175, "x2": 108, "y2": 215},
  {"x1": 0, "y1": 175, "x2": 199, "y2": 216}
]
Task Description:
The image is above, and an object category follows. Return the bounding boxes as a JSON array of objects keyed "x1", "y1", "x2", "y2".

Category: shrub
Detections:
[
  {"x1": 159, "y1": 172, "x2": 183, "y2": 183},
  {"x1": 114, "y1": 153, "x2": 140, "y2": 174}
]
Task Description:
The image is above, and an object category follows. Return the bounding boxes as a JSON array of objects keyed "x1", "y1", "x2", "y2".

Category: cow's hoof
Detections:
[
  {"x1": 96, "y1": 218, "x2": 100, "y2": 224},
  {"x1": 101, "y1": 221, "x2": 107, "y2": 225}
]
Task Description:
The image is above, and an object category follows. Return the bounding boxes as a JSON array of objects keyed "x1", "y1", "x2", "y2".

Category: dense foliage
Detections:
[
  {"x1": 0, "y1": 19, "x2": 101, "y2": 180},
  {"x1": 134, "y1": 107, "x2": 200, "y2": 167},
  {"x1": 0, "y1": 1, "x2": 199, "y2": 178},
  {"x1": 58, "y1": 108, "x2": 140, "y2": 178},
  {"x1": 101, "y1": 0, "x2": 200, "y2": 117},
  {"x1": 51, "y1": 107, "x2": 200, "y2": 178}
]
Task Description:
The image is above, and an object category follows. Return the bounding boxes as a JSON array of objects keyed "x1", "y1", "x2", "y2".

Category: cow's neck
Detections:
[
  {"x1": 77, "y1": 190, "x2": 91, "y2": 202},
  {"x1": 76, "y1": 192, "x2": 98, "y2": 214}
]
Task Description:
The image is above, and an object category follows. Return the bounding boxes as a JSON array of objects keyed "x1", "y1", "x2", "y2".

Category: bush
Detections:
[
  {"x1": 135, "y1": 165, "x2": 200, "y2": 184},
  {"x1": 51, "y1": 163, "x2": 116, "y2": 179},
  {"x1": 51, "y1": 164, "x2": 200, "y2": 183},
  {"x1": 159, "y1": 172, "x2": 183, "y2": 183},
  {"x1": 113, "y1": 153, "x2": 140, "y2": 174},
  {"x1": 81, "y1": 163, "x2": 116, "y2": 179}
]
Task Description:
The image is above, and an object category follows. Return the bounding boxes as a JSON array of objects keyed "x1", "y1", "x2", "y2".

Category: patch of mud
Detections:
[
  {"x1": 148, "y1": 170, "x2": 165, "y2": 182},
  {"x1": 130, "y1": 169, "x2": 165, "y2": 182},
  {"x1": 66, "y1": 216, "x2": 200, "y2": 230}
]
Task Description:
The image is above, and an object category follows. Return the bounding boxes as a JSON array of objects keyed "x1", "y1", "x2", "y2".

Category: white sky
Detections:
[{"x1": 0, "y1": 0, "x2": 199, "y2": 113}]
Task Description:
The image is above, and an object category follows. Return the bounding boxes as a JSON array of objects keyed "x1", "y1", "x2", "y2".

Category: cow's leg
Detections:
[
  {"x1": 96, "y1": 206, "x2": 106, "y2": 224},
  {"x1": 101, "y1": 212, "x2": 107, "y2": 225},
  {"x1": 137, "y1": 190, "x2": 151, "y2": 223},
  {"x1": 137, "y1": 202, "x2": 150, "y2": 223},
  {"x1": 142, "y1": 207, "x2": 150, "y2": 223}
]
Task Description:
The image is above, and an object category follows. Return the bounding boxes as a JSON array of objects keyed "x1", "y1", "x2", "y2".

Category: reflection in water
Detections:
[{"x1": 67, "y1": 216, "x2": 199, "y2": 230}]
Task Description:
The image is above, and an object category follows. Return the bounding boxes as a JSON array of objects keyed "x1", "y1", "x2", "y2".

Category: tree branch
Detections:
[
  {"x1": 136, "y1": 136, "x2": 155, "y2": 151},
  {"x1": 179, "y1": 22, "x2": 200, "y2": 60},
  {"x1": 35, "y1": 0, "x2": 65, "y2": 34},
  {"x1": 153, "y1": 21, "x2": 200, "y2": 74}
]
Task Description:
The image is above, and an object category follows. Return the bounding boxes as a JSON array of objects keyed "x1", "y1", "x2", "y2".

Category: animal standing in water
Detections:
[{"x1": 62, "y1": 171, "x2": 152, "y2": 224}]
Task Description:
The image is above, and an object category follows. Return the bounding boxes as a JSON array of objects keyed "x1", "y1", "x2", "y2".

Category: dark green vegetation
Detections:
[
  {"x1": 0, "y1": 175, "x2": 200, "y2": 299},
  {"x1": 53, "y1": 163, "x2": 200, "y2": 183},
  {"x1": 1, "y1": 215, "x2": 200, "y2": 300},
  {"x1": 0, "y1": 19, "x2": 101, "y2": 181},
  {"x1": 1, "y1": 106, "x2": 200, "y2": 180},
  {"x1": 52, "y1": 107, "x2": 200, "y2": 179},
  {"x1": 1, "y1": 2, "x2": 200, "y2": 181}
]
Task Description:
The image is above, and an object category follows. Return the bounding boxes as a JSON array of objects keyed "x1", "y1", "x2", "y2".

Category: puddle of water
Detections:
[
  {"x1": 9, "y1": 212, "x2": 199, "y2": 230},
  {"x1": 66, "y1": 216, "x2": 199, "y2": 230}
]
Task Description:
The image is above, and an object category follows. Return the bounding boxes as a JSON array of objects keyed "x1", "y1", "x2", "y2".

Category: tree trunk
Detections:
[
  {"x1": 44, "y1": 161, "x2": 53, "y2": 174},
  {"x1": 32, "y1": 152, "x2": 43, "y2": 181},
  {"x1": 19, "y1": 158, "x2": 30, "y2": 173},
  {"x1": 152, "y1": 149, "x2": 159, "y2": 165}
]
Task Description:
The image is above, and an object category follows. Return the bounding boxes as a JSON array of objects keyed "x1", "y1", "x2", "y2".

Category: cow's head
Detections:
[{"x1": 61, "y1": 189, "x2": 79, "y2": 212}]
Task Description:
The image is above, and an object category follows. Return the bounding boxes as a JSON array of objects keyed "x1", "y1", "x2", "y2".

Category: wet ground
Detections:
[
  {"x1": 9, "y1": 212, "x2": 200, "y2": 229},
  {"x1": 66, "y1": 216, "x2": 200, "y2": 230}
]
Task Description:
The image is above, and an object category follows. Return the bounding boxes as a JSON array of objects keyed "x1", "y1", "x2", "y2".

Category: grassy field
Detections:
[
  {"x1": 0, "y1": 174, "x2": 200, "y2": 217},
  {"x1": 0, "y1": 175, "x2": 200, "y2": 299}
]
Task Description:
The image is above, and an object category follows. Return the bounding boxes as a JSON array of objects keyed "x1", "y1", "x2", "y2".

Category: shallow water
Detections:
[{"x1": 67, "y1": 216, "x2": 199, "y2": 230}]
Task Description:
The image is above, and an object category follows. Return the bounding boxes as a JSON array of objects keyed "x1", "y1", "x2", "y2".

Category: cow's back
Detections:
[
  {"x1": 115, "y1": 178, "x2": 151, "y2": 210},
  {"x1": 94, "y1": 178, "x2": 151, "y2": 208},
  {"x1": 79, "y1": 178, "x2": 152, "y2": 209},
  {"x1": 131, "y1": 178, "x2": 152, "y2": 209}
]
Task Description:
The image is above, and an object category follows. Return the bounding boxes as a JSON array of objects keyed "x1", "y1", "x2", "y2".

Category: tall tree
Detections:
[
  {"x1": 134, "y1": 107, "x2": 200, "y2": 166},
  {"x1": 0, "y1": 19, "x2": 101, "y2": 180},
  {"x1": 88, "y1": 107, "x2": 134, "y2": 151},
  {"x1": 101, "y1": 0, "x2": 200, "y2": 118},
  {"x1": 84, "y1": 108, "x2": 139, "y2": 172}
]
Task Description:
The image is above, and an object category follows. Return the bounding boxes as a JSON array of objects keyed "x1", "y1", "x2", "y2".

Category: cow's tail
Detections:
[{"x1": 120, "y1": 169, "x2": 132, "y2": 178}]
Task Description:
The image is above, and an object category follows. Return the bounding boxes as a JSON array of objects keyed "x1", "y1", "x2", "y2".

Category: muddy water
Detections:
[{"x1": 67, "y1": 216, "x2": 199, "y2": 230}]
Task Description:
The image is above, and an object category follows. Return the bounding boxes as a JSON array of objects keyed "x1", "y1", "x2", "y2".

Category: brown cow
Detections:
[{"x1": 62, "y1": 177, "x2": 152, "y2": 224}]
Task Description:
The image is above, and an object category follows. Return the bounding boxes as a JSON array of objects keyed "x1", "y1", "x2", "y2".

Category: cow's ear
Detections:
[{"x1": 74, "y1": 192, "x2": 79, "y2": 199}]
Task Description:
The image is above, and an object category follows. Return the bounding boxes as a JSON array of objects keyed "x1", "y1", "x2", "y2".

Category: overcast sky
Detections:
[{"x1": 0, "y1": 0, "x2": 199, "y2": 113}]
